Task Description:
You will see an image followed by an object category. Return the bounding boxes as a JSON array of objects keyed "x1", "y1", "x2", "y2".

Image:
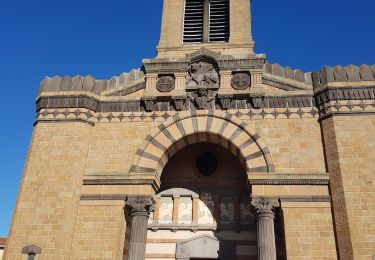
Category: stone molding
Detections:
[
  {"x1": 248, "y1": 179, "x2": 329, "y2": 185},
  {"x1": 36, "y1": 93, "x2": 318, "y2": 112},
  {"x1": 80, "y1": 194, "x2": 331, "y2": 204},
  {"x1": 278, "y1": 195, "x2": 331, "y2": 202},
  {"x1": 35, "y1": 107, "x2": 321, "y2": 128},
  {"x1": 82, "y1": 177, "x2": 159, "y2": 191},
  {"x1": 80, "y1": 194, "x2": 128, "y2": 201}
]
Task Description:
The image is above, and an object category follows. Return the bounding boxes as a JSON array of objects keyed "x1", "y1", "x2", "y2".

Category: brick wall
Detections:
[
  {"x1": 3, "y1": 122, "x2": 92, "y2": 259},
  {"x1": 70, "y1": 201, "x2": 126, "y2": 259},
  {"x1": 323, "y1": 115, "x2": 375, "y2": 259},
  {"x1": 282, "y1": 202, "x2": 337, "y2": 259}
]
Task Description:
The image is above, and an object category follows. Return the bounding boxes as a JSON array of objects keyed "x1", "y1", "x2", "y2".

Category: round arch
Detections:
[{"x1": 129, "y1": 111, "x2": 274, "y2": 177}]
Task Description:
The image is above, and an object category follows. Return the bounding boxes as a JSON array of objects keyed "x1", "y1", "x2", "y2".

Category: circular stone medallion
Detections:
[
  {"x1": 156, "y1": 76, "x2": 175, "y2": 92},
  {"x1": 231, "y1": 73, "x2": 251, "y2": 90}
]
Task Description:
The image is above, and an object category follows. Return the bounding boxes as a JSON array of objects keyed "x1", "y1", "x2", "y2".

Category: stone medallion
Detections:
[
  {"x1": 156, "y1": 76, "x2": 175, "y2": 92},
  {"x1": 231, "y1": 73, "x2": 251, "y2": 90}
]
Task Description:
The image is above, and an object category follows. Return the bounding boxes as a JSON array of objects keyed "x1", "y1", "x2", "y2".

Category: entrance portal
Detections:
[{"x1": 146, "y1": 139, "x2": 258, "y2": 259}]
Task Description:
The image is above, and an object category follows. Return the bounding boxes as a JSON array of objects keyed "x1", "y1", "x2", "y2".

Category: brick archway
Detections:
[{"x1": 130, "y1": 111, "x2": 274, "y2": 177}]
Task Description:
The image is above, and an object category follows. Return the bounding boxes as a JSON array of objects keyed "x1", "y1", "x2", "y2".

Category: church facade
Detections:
[{"x1": 4, "y1": 0, "x2": 375, "y2": 259}]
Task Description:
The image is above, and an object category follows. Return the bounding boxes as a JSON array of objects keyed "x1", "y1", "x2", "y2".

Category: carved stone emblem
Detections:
[
  {"x1": 231, "y1": 73, "x2": 251, "y2": 90},
  {"x1": 189, "y1": 87, "x2": 217, "y2": 110},
  {"x1": 186, "y1": 61, "x2": 219, "y2": 89},
  {"x1": 186, "y1": 61, "x2": 219, "y2": 110},
  {"x1": 156, "y1": 76, "x2": 175, "y2": 92}
]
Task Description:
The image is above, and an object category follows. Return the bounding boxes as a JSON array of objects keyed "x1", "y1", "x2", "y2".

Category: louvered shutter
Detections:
[
  {"x1": 183, "y1": 0, "x2": 204, "y2": 43},
  {"x1": 209, "y1": 0, "x2": 230, "y2": 42}
]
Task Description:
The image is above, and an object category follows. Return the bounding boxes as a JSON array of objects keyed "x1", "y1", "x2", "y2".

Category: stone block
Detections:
[
  {"x1": 305, "y1": 72, "x2": 313, "y2": 85},
  {"x1": 61, "y1": 76, "x2": 72, "y2": 91},
  {"x1": 109, "y1": 76, "x2": 118, "y2": 89},
  {"x1": 311, "y1": 72, "x2": 321, "y2": 86},
  {"x1": 294, "y1": 70, "x2": 305, "y2": 82},
  {"x1": 264, "y1": 61, "x2": 272, "y2": 74},
  {"x1": 319, "y1": 66, "x2": 334, "y2": 84},
  {"x1": 71, "y1": 76, "x2": 84, "y2": 91},
  {"x1": 119, "y1": 72, "x2": 130, "y2": 85},
  {"x1": 333, "y1": 65, "x2": 347, "y2": 81},
  {"x1": 82, "y1": 76, "x2": 95, "y2": 92},
  {"x1": 40, "y1": 76, "x2": 51, "y2": 92},
  {"x1": 93, "y1": 80, "x2": 108, "y2": 94},
  {"x1": 284, "y1": 67, "x2": 293, "y2": 79},
  {"x1": 272, "y1": 64, "x2": 284, "y2": 77},
  {"x1": 359, "y1": 64, "x2": 374, "y2": 81},
  {"x1": 345, "y1": 65, "x2": 360, "y2": 82},
  {"x1": 49, "y1": 76, "x2": 62, "y2": 91}
]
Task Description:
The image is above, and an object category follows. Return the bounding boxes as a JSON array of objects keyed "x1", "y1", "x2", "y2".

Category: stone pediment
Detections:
[{"x1": 186, "y1": 47, "x2": 221, "y2": 65}]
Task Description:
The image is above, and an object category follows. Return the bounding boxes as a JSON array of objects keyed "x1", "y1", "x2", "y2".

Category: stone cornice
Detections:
[
  {"x1": 82, "y1": 174, "x2": 160, "y2": 190},
  {"x1": 248, "y1": 179, "x2": 329, "y2": 185},
  {"x1": 248, "y1": 173, "x2": 330, "y2": 186}
]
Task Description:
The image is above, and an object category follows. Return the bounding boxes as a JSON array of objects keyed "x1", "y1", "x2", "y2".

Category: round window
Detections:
[{"x1": 196, "y1": 151, "x2": 218, "y2": 177}]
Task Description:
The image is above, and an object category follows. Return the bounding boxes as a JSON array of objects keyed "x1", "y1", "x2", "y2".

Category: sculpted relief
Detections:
[{"x1": 186, "y1": 61, "x2": 219, "y2": 110}]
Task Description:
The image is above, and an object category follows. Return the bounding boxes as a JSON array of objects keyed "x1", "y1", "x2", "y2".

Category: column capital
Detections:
[
  {"x1": 251, "y1": 197, "x2": 279, "y2": 217},
  {"x1": 126, "y1": 196, "x2": 155, "y2": 217}
]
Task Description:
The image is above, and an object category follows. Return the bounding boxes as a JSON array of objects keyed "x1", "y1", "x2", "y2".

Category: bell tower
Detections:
[{"x1": 157, "y1": 0, "x2": 254, "y2": 58}]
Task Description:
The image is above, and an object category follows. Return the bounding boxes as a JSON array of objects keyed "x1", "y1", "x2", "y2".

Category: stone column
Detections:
[
  {"x1": 126, "y1": 196, "x2": 155, "y2": 260},
  {"x1": 251, "y1": 197, "x2": 280, "y2": 260}
]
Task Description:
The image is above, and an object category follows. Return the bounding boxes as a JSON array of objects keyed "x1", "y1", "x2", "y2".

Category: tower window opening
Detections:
[{"x1": 184, "y1": 0, "x2": 230, "y2": 44}]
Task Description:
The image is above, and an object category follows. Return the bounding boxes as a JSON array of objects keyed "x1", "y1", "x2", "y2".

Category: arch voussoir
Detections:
[{"x1": 130, "y1": 111, "x2": 275, "y2": 176}]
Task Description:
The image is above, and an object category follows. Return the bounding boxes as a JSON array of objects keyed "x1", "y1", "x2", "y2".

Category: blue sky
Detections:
[{"x1": 0, "y1": 0, "x2": 374, "y2": 237}]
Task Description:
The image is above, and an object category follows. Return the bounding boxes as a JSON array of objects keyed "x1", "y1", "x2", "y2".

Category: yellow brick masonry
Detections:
[
  {"x1": 325, "y1": 115, "x2": 375, "y2": 259},
  {"x1": 84, "y1": 117, "x2": 325, "y2": 176},
  {"x1": 70, "y1": 201, "x2": 126, "y2": 260},
  {"x1": 282, "y1": 202, "x2": 338, "y2": 259},
  {"x1": 4, "y1": 122, "x2": 92, "y2": 260}
]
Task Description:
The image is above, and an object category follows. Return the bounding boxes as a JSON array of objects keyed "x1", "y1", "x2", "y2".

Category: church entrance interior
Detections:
[{"x1": 141, "y1": 133, "x2": 285, "y2": 259}]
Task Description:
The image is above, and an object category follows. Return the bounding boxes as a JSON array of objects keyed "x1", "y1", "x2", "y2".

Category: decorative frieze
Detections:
[{"x1": 35, "y1": 106, "x2": 321, "y2": 127}]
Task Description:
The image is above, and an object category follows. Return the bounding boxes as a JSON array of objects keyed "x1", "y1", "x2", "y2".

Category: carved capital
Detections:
[
  {"x1": 126, "y1": 196, "x2": 155, "y2": 217},
  {"x1": 251, "y1": 197, "x2": 279, "y2": 217}
]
